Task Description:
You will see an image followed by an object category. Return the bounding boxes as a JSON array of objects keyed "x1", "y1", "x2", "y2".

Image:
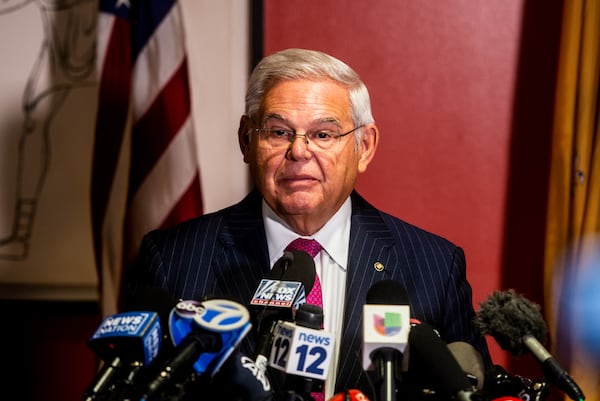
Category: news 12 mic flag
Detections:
[
  {"x1": 92, "y1": 0, "x2": 203, "y2": 316},
  {"x1": 269, "y1": 320, "x2": 335, "y2": 381}
]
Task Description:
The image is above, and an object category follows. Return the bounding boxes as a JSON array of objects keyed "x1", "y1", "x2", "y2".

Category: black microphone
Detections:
[
  {"x1": 211, "y1": 349, "x2": 274, "y2": 401},
  {"x1": 139, "y1": 297, "x2": 252, "y2": 401},
  {"x1": 250, "y1": 250, "x2": 316, "y2": 374},
  {"x1": 362, "y1": 280, "x2": 411, "y2": 401},
  {"x1": 408, "y1": 322, "x2": 476, "y2": 401},
  {"x1": 475, "y1": 289, "x2": 585, "y2": 401},
  {"x1": 83, "y1": 287, "x2": 176, "y2": 401}
]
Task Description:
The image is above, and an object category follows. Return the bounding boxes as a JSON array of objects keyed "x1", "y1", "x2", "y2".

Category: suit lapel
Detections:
[
  {"x1": 335, "y1": 191, "x2": 398, "y2": 392},
  {"x1": 211, "y1": 190, "x2": 271, "y2": 304}
]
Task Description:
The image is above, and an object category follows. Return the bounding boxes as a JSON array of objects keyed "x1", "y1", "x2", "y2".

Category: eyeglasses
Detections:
[{"x1": 252, "y1": 125, "x2": 363, "y2": 151}]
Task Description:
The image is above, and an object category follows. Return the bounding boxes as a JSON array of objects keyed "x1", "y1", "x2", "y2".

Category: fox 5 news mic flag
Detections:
[
  {"x1": 92, "y1": 0, "x2": 203, "y2": 316},
  {"x1": 250, "y1": 279, "x2": 307, "y2": 310}
]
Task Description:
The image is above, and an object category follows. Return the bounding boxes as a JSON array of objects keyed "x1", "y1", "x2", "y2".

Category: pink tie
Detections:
[
  {"x1": 285, "y1": 238, "x2": 325, "y2": 401},
  {"x1": 285, "y1": 238, "x2": 323, "y2": 307}
]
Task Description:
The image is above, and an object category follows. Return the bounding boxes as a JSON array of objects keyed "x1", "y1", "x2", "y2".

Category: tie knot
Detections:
[{"x1": 285, "y1": 238, "x2": 322, "y2": 258}]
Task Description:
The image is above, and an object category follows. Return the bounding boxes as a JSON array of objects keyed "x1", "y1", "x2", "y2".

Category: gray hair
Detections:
[{"x1": 245, "y1": 48, "x2": 375, "y2": 141}]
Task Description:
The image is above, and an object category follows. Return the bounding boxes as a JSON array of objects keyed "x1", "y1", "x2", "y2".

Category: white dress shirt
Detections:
[{"x1": 263, "y1": 197, "x2": 352, "y2": 398}]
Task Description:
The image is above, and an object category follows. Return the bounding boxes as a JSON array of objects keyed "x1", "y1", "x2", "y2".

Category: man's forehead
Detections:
[{"x1": 260, "y1": 79, "x2": 352, "y2": 125}]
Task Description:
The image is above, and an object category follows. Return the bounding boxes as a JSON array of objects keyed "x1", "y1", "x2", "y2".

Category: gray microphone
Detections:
[
  {"x1": 447, "y1": 341, "x2": 485, "y2": 390},
  {"x1": 475, "y1": 289, "x2": 585, "y2": 401}
]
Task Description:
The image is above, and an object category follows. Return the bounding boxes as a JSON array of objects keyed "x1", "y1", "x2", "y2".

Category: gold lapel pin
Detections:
[{"x1": 373, "y1": 262, "x2": 384, "y2": 272}]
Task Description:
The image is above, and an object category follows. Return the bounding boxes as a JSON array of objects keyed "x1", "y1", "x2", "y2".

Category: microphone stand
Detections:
[{"x1": 373, "y1": 347, "x2": 402, "y2": 401}]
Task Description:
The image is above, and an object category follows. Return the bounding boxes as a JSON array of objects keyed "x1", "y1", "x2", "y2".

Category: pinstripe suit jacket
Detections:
[{"x1": 124, "y1": 189, "x2": 491, "y2": 398}]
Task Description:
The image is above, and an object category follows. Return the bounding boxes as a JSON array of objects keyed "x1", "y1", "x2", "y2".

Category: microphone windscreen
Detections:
[
  {"x1": 270, "y1": 250, "x2": 316, "y2": 293},
  {"x1": 269, "y1": 251, "x2": 294, "y2": 279},
  {"x1": 212, "y1": 350, "x2": 273, "y2": 401},
  {"x1": 366, "y1": 279, "x2": 409, "y2": 305},
  {"x1": 447, "y1": 341, "x2": 485, "y2": 390},
  {"x1": 474, "y1": 289, "x2": 547, "y2": 355},
  {"x1": 409, "y1": 322, "x2": 472, "y2": 396},
  {"x1": 124, "y1": 286, "x2": 177, "y2": 328},
  {"x1": 295, "y1": 303, "x2": 323, "y2": 329}
]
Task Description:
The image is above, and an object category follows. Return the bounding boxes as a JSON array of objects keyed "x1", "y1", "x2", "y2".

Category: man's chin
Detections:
[{"x1": 277, "y1": 193, "x2": 321, "y2": 215}]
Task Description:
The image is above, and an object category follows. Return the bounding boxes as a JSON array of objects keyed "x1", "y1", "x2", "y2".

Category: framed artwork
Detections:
[{"x1": 0, "y1": 0, "x2": 98, "y2": 301}]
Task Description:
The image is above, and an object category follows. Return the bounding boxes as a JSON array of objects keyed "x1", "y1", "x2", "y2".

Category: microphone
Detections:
[
  {"x1": 250, "y1": 250, "x2": 316, "y2": 373},
  {"x1": 270, "y1": 303, "x2": 335, "y2": 399},
  {"x1": 251, "y1": 251, "x2": 311, "y2": 313},
  {"x1": 362, "y1": 280, "x2": 411, "y2": 401},
  {"x1": 447, "y1": 341, "x2": 486, "y2": 391},
  {"x1": 211, "y1": 349, "x2": 274, "y2": 401},
  {"x1": 408, "y1": 322, "x2": 475, "y2": 401},
  {"x1": 475, "y1": 289, "x2": 585, "y2": 401},
  {"x1": 139, "y1": 297, "x2": 252, "y2": 401},
  {"x1": 83, "y1": 287, "x2": 175, "y2": 401},
  {"x1": 327, "y1": 389, "x2": 372, "y2": 401},
  {"x1": 484, "y1": 364, "x2": 550, "y2": 401}
]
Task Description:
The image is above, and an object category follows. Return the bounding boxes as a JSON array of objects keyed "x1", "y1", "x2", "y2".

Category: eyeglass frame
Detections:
[{"x1": 250, "y1": 125, "x2": 364, "y2": 151}]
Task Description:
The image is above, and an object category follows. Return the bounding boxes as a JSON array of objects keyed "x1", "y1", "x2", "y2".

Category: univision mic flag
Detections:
[
  {"x1": 362, "y1": 304, "x2": 410, "y2": 369},
  {"x1": 92, "y1": 0, "x2": 203, "y2": 316}
]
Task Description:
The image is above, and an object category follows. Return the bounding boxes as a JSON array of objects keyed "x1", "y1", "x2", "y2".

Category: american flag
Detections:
[{"x1": 92, "y1": 0, "x2": 203, "y2": 316}]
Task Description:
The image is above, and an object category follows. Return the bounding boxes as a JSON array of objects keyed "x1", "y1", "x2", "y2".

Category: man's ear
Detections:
[
  {"x1": 238, "y1": 115, "x2": 252, "y2": 163},
  {"x1": 357, "y1": 124, "x2": 379, "y2": 173}
]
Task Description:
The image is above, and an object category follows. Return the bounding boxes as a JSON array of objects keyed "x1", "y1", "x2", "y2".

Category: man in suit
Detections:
[{"x1": 124, "y1": 48, "x2": 491, "y2": 399}]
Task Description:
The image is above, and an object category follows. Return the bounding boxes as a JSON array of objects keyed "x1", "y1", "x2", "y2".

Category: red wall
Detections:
[{"x1": 263, "y1": 0, "x2": 563, "y2": 383}]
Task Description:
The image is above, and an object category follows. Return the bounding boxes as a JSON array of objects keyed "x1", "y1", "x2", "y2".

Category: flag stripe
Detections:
[
  {"x1": 161, "y1": 171, "x2": 203, "y2": 229},
  {"x1": 126, "y1": 116, "x2": 199, "y2": 252},
  {"x1": 129, "y1": 60, "x2": 191, "y2": 198},
  {"x1": 131, "y1": 0, "x2": 177, "y2": 59},
  {"x1": 131, "y1": 4, "x2": 185, "y2": 119}
]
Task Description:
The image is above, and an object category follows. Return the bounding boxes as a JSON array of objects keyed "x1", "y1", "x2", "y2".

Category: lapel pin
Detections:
[{"x1": 373, "y1": 262, "x2": 384, "y2": 272}]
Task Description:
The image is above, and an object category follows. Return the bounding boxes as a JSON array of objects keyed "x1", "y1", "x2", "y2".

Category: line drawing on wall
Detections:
[{"x1": 0, "y1": 0, "x2": 97, "y2": 260}]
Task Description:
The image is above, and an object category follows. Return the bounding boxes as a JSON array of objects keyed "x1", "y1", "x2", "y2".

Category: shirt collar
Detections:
[{"x1": 263, "y1": 197, "x2": 352, "y2": 270}]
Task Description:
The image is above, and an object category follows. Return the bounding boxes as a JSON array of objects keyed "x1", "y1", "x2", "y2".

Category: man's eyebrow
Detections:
[
  {"x1": 317, "y1": 117, "x2": 342, "y2": 128},
  {"x1": 262, "y1": 114, "x2": 342, "y2": 127},
  {"x1": 262, "y1": 113, "x2": 287, "y2": 124}
]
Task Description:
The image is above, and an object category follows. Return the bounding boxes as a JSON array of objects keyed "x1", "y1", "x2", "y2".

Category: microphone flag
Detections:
[
  {"x1": 362, "y1": 304, "x2": 410, "y2": 370},
  {"x1": 269, "y1": 320, "x2": 335, "y2": 381}
]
